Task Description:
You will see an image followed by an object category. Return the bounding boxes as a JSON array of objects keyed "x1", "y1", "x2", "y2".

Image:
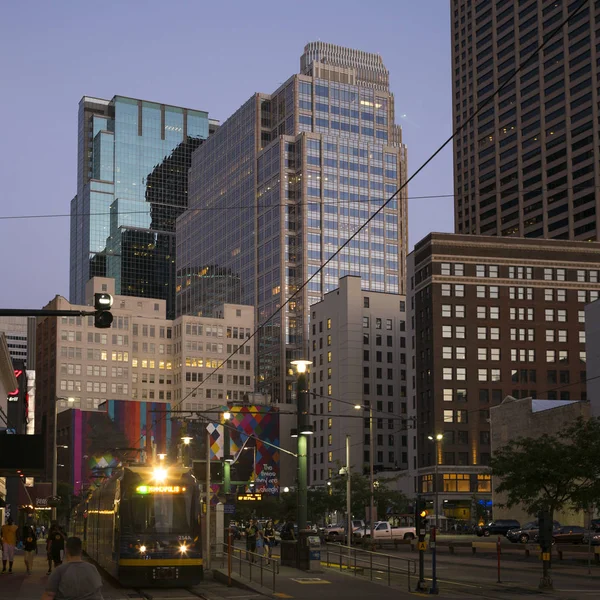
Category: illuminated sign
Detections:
[
  {"x1": 136, "y1": 485, "x2": 186, "y2": 494},
  {"x1": 8, "y1": 369, "x2": 23, "y2": 400},
  {"x1": 237, "y1": 493, "x2": 262, "y2": 501}
]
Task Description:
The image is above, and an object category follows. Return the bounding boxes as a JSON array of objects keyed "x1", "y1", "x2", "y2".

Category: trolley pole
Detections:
[
  {"x1": 346, "y1": 435, "x2": 352, "y2": 553},
  {"x1": 206, "y1": 429, "x2": 211, "y2": 571}
]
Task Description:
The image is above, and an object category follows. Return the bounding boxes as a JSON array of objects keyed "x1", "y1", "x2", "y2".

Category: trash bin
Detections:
[{"x1": 298, "y1": 531, "x2": 321, "y2": 571}]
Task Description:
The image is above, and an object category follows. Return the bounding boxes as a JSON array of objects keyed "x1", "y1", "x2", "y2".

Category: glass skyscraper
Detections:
[
  {"x1": 177, "y1": 43, "x2": 408, "y2": 402},
  {"x1": 70, "y1": 96, "x2": 214, "y2": 318}
]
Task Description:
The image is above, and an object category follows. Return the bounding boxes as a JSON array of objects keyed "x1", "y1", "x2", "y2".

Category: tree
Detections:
[
  {"x1": 490, "y1": 417, "x2": 600, "y2": 517},
  {"x1": 490, "y1": 417, "x2": 600, "y2": 589},
  {"x1": 327, "y1": 470, "x2": 408, "y2": 521}
]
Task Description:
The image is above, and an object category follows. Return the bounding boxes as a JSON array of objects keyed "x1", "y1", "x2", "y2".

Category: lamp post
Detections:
[
  {"x1": 291, "y1": 359, "x2": 313, "y2": 532},
  {"x1": 354, "y1": 404, "x2": 375, "y2": 531},
  {"x1": 53, "y1": 396, "x2": 74, "y2": 520},
  {"x1": 428, "y1": 433, "x2": 444, "y2": 529},
  {"x1": 222, "y1": 411, "x2": 233, "y2": 495}
]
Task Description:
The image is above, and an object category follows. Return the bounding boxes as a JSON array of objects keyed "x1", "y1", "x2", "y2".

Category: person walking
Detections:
[
  {"x1": 245, "y1": 519, "x2": 258, "y2": 562},
  {"x1": 46, "y1": 522, "x2": 66, "y2": 575},
  {"x1": 42, "y1": 536, "x2": 104, "y2": 600},
  {"x1": 263, "y1": 520, "x2": 275, "y2": 565},
  {"x1": 22, "y1": 520, "x2": 37, "y2": 575},
  {"x1": 1, "y1": 517, "x2": 19, "y2": 574}
]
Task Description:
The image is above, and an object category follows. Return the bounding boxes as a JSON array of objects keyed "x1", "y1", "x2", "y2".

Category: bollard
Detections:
[
  {"x1": 429, "y1": 526, "x2": 439, "y2": 595},
  {"x1": 497, "y1": 536, "x2": 501, "y2": 583}
]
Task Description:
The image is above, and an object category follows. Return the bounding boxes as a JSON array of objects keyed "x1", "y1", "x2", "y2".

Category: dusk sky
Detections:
[{"x1": 0, "y1": 0, "x2": 453, "y2": 308}]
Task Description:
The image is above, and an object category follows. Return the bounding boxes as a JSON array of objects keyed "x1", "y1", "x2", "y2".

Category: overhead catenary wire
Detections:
[
  {"x1": 123, "y1": 0, "x2": 591, "y2": 453},
  {"x1": 1, "y1": 182, "x2": 599, "y2": 221}
]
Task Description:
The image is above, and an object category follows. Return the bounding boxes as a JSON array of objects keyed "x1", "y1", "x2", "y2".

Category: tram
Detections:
[{"x1": 73, "y1": 465, "x2": 203, "y2": 587}]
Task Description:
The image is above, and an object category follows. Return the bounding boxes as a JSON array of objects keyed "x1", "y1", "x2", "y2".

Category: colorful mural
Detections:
[
  {"x1": 70, "y1": 401, "x2": 174, "y2": 495},
  {"x1": 208, "y1": 405, "x2": 280, "y2": 496}
]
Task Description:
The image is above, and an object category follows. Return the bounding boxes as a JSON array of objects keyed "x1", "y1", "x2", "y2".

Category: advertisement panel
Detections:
[{"x1": 208, "y1": 404, "x2": 280, "y2": 495}]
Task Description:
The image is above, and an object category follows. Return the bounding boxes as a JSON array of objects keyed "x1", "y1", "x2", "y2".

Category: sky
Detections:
[{"x1": 0, "y1": 0, "x2": 454, "y2": 308}]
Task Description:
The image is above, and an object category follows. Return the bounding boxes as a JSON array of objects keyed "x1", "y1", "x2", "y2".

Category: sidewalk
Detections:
[
  {"x1": 213, "y1": 555, "x2": 595, "y2": 600},
  {"x1": 0, "y1": 542, "x2": 129, "y2": 600}
]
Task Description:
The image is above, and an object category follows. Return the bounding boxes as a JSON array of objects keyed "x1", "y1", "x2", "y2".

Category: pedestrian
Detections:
[
  {"x1": 41, "y1": 536, "x2": 104, "y2": 600},
  {"x1": 263, "y1": 520, "x2": 275, "y2": 565},
  {"x1": 245, "y1": 519, "x2": 258, "y2": 562},
  {"x1": 1, "y1": 517, "x2": 19, "y2": 574},
  {"x1": 22, "y1": 520, "x2": 37, "y2": 575},
  {"x1": 46, "y1": 521, "x2": 66, "y2": 575}
]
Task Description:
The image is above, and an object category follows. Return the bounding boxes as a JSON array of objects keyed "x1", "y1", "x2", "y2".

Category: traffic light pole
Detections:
[{"x1": 416, "y1": 494, "x2": 426, "y2": 591}]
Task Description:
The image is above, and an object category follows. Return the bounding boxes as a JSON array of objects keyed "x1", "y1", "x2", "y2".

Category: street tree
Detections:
[
  {"x1": 328, "y1": 469, "x2": 408, "y2": 521},
  {"x1": 491, "y1": 416, "x2": 600, "y2": 589},
  {"x1": 490, "y1": 417, "x2": 600, "y2": 517}
]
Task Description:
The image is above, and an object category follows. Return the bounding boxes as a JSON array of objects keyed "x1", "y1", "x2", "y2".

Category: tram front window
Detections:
[{"x1": 130, "y1": 494, "x2": 190, "y2": 534}]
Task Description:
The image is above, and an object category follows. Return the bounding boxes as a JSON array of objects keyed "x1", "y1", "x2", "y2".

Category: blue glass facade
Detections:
[
  {"x1": 70, "y1": 96, "x2": 210, "y2": 318},
  {"x1": 177, "y1": 45, "x2": 408, "y2": 402}
]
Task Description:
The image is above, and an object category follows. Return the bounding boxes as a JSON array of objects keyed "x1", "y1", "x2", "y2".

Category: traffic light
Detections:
[
  {"x1": 419, "y1": 508, "x2": 429, "y2": 533},
  {"x1": 415, "y1": 495, "x2": 429, "y2": 536},
  {"x1": 537, "y1": 510, "x2": 553, "y2": 551},
  {"x1": 94, "y1": 293, "x2": 113, "y2": 328}
]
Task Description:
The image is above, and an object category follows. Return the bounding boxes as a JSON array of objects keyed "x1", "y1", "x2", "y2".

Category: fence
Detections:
[
  {"x1": 323, "y1": 543, "x2": 416, "y2": 591},
  {"x1": 218, "y1": 542, "x2": 280, "y2": 591}
]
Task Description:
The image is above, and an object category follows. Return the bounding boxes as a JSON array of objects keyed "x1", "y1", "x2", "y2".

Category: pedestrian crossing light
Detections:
[{"x1": 94, "y1": 293, "x2": 113, "y2": 329}]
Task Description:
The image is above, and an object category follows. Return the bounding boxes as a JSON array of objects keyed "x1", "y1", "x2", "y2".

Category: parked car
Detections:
[
  {"x1": 547, "y1": 525, "x2": 586, "y2": 545},
  {"x1": 476, "y1": 520, "x2": 520, "y2": 537},
  {"x1": 506, "y1": 520, "x2": 561, "y2": 544},
  {"x1": 583, "y1": 530, "x2": 600, "y2": 546},
  {"x1": 324, "y1": 520, "x2": 365, "y2": 543},
  {"x1": 354, "y1": 521, "x2": 416, "y2": 541}
]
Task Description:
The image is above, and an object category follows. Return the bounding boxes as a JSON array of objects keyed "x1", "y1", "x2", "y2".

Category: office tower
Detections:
[
  {"x1": 178, "y1": 42, "x2": 408, "y2": 403},
  {"x1": 407, "y1": 232, "x2": 596, "y2": 517},
  {"x1": 0, "y1": 316, "x2": 36, "y2": 367},
  {"x1": 70, "y1": 96, "x2": 217, "y2": 318},
  {"x1": 36, "y1": 276, "x2": 254, "y2": 483},
  {"x1": 308, "y1": 276, "x2": 409, "y2": 487},
  {"x1": 451, "y1": 0, "x2": 600, "y2": 239}
]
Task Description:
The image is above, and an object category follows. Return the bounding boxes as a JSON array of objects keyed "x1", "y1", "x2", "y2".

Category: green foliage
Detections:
[
  {"x1": 327, "y1": 470, "x2": 409, "y2": 520},
  {"x1": 490, "y1": 417, "x2": 600, "y2": 516}
]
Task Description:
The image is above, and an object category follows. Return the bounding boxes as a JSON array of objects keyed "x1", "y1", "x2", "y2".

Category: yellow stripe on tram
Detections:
[{"x1": 119, "y1": 558, "x2": 204, "y2": 566}]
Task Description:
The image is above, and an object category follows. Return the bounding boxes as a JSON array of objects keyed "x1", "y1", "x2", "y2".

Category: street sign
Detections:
[
  {"x1": 418, "y1": 541, "x2": 427, "y2": 551},
  {"x1": 542, "y1": 552, "x2": 551, "y2": 561},
  {"x1": 224, "y1": 504, "x2": 236, "y2": 514}
]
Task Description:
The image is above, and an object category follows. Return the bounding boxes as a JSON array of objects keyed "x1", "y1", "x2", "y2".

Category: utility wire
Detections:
[
  {"x1": 124, "y1": 0, "x2": 590, "y2": 455},
  {"x1": 1, "y1": 182, "x2": 599, "y2": 221}
]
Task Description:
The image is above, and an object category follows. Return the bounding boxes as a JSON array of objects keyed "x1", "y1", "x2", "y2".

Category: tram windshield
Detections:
[{"x1": 130, "y1": 493, "x2": 191, "y2": 534}]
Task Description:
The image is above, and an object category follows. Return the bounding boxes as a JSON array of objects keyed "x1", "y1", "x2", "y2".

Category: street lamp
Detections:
[
  {"x1": 291, "y1": 359, "x2": 313, "y2": 531},
  {"x1": 53, "y1": 396, "x2": 74, "y2": 520},
  {"x1": 355, "y1": 403, "x2": 375, "y2": 531},
  {"x1": 428, "y1": 433, "x2": 444, "y2": 529}
]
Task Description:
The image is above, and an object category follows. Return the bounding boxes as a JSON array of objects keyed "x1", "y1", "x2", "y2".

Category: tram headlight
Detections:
[
  {"x1": 179, "y1": 544, "x2": 188, "y2": 554},
  {"x1": 153, "y1": 467, "x2": 168, "y2": 483},
  {"x1": 139, "y1": 545, "x2": 147, "y2": 553}
]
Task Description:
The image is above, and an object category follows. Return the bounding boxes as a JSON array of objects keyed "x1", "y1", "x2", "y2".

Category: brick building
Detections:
[{"x1": 408, "y1": 232, "x2": 597, "y2": 520}]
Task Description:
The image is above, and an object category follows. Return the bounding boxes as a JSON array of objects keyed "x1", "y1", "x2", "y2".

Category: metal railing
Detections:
[
  {"x1": 323, "y1": 543, "x2": 416, "y2": 591},
  {"x1": 219, "y1": 543, "x2": 280, "y2": 591}
]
